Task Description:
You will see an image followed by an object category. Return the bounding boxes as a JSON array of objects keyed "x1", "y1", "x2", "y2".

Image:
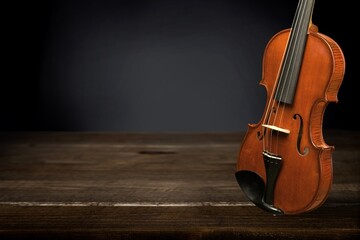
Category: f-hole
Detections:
[
  {"x1": 293, "y1": 114, "x2": 309, "y2": 156},
  {"x1": 257, "y1": 107, "x2": 276, "y2": 140}
]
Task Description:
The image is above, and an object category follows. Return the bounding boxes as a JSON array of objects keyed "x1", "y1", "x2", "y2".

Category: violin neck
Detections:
[{"x1": 274, "y1": 0, "x2": 316, "y2": 104}]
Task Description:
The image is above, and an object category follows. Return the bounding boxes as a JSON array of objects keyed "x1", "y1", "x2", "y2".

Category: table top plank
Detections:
[{"x1": 0, "y1": 130, "x2": 359, "y2": 239}]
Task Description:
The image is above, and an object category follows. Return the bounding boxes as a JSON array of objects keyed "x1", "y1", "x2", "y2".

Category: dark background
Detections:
[{"x1": 2, "y1": 0, "x2": 357, "y2": 132}]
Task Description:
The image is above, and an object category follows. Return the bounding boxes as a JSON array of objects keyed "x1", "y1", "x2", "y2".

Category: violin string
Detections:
[
  {"x1": 276, "y1": 0, "x2": 314, "y2": 154},
  {"x1": 262, "y1": 0, "x2": 304, "y2": 154},
  {"x1": 273, "y1": 0, "x2": 306, "y2": 155},
  {"x1": 273, "y1": 0, "x2": 307, "y2": 154},
  {"x1": 281, "y1": 0, "x2": 315, "y2": 111}
]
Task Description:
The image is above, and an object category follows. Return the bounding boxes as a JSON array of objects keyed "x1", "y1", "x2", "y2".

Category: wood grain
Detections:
[{"x1": 0, "y1": 130, "x2": 359, "y2": 239}]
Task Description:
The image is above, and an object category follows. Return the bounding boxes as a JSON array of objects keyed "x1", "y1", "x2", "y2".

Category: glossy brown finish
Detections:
[
  {"x1": 0, "y1": 131, "x2": 359, "y2": 239},
  {"x1": 236, "y1": 26, "x2": 345, "y2": 214}
]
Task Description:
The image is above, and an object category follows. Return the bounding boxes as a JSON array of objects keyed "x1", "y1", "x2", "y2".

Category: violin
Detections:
[{"x1": 235, "y1": 0, "x2": 345, "y2": 215}]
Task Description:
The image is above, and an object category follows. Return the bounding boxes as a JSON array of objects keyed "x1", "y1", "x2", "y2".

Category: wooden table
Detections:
[{"x1": 0, "y1": 131, "x2": 359, "y2": 239}]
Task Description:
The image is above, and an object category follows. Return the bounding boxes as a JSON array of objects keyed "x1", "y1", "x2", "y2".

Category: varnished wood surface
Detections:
[{"x1": 0, "y1": 130, "x2": 359, "y2": 239}]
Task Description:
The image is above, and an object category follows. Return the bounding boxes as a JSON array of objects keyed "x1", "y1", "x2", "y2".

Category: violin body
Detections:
[{"x1": 235, "y1": 1, "x2": 345, "y2": 215}]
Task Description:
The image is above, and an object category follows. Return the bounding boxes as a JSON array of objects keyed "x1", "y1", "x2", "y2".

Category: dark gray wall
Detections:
[{"x1": 2, "y1": 0, "x2": 357, "y2": 131}]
